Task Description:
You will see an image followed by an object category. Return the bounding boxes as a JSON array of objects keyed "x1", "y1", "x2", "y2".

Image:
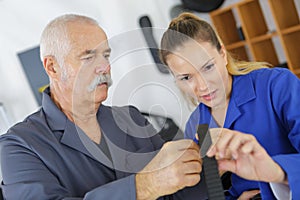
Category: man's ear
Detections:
[{"x1": 43, "y1": 56, "x2": 60, "y2": 79}]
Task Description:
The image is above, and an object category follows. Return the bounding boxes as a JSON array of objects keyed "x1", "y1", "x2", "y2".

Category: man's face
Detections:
[{"x1": 57, "y1": 21, "x2": 112, "y2": 106}]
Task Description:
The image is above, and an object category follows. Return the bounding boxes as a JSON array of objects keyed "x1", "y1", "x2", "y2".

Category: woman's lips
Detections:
[{"x1": 201, "y1": 90, "x2": 217, "y2": 101}]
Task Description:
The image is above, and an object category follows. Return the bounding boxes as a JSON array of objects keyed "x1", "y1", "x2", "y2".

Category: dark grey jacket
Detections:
[{"x1": 0, "y1": 88, "x2": 207, "y2": 200}]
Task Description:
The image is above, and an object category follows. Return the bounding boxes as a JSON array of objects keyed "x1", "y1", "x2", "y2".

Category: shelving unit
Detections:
[{"x1": 210, "y1": 0, "x2": 300, "y2": 77}]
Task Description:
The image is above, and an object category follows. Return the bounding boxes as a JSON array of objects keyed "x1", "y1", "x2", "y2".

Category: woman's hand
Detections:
[{"x1": 206, "y1": 128, "x2": 287, "y2": 184}]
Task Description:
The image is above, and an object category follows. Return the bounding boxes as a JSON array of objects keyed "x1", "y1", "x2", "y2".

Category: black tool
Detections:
[
  {"x1": 139, "y1": 15, "x2": 169, "y2": 74},
  {"x1": 197, "y1": 124, "x2": 225, "y2": 200}
]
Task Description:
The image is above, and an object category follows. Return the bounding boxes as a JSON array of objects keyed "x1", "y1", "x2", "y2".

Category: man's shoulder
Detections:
[
  {"x1": 0, "y1": 109, "x2": 47, "y2": 144},
  {"x1": 102, "y1": 104, "x2": 140, "y2": 113},
  {"x1": 102, "y1": 104, "x2": 143, "y2": 119}
]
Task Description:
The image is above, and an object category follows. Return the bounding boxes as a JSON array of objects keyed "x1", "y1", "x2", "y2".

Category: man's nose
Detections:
[{"x1": 95, "y1": 61, "x2": 111, "y2": 74}]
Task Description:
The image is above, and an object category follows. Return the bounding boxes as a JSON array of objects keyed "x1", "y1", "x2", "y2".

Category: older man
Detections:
[{"x1": 0, "y1": 14, "x2": 207, "y2": 199}]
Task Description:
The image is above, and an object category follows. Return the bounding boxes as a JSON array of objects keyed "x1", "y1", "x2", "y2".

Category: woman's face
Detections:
[{"x1": 166, "y1": 40, "x2": 232, "y2": 109}]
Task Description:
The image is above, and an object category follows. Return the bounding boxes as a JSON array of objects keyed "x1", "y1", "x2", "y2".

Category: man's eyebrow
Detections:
[
  {"x1": 103, "y1": 48, "x2": 111, "y2": 54},
  {"x1": 78, "y1": 49, "x2": 96, "y2": 57},
  {"x1": 78, "y1": 48, "x2": 111, "y2": 57}
]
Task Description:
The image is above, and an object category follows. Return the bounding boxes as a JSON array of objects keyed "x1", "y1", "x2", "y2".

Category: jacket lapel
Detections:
[
  {"x1": 61, "y1": 120, "x2": 114, "y2": 168},
  {"x1": 224, "y1": 75, "x2": 256, "y2": 128}
]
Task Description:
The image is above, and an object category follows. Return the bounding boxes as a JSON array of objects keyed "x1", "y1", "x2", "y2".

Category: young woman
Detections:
[{"x1": 160, "y1": 12, "x2": 300, "y2": 200}]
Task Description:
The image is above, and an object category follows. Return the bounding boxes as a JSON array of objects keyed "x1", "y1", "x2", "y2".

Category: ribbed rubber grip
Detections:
[{"x1": 197, "y1": 124, "x2": 225, "y2": 200}]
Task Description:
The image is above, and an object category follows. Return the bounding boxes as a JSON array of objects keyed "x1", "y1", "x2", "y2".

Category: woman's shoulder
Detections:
[
  {"x1": 235, "y1": 67, "x2": 296, "y2": 87},
  {"x1": 247, "y1": 67, "x2": 294, "y2": 79}
]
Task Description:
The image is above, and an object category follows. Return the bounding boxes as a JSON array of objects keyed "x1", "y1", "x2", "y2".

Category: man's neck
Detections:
[{"x1": 50, "y1": 87, "x2": 102, "y2": 143}]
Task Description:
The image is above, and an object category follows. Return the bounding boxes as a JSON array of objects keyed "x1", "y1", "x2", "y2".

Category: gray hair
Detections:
[{"x1": 39, "y1": 14, "x2": 99, "y2": 66}]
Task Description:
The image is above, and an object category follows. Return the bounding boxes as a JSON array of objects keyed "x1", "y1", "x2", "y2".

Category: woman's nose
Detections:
[{"x1": 195, "y1": 73, "x2": 208, "y2": 91}]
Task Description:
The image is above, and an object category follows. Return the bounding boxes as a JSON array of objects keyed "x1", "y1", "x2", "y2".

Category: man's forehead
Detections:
[{"x1": 88, "y1": 41, "x2": 111, "y2": 53}]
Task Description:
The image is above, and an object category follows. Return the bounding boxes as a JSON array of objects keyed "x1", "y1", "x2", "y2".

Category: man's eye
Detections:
[
  {"x1": 81, "y1": 56, "x2": 93, "y2": 61},
  {"x1": 104, "y1": 53, "x2": 110, "y2": 60}
]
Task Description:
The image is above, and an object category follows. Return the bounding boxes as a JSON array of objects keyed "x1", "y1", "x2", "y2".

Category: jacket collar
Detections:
[
  {"x1": 199, "y1": 74, "x2": 256, "y2": 128},
  {"x1": 41, "y1": 88, "x2": 129, "y2": 177},
  {"x1": 42, "y1": 87, "x2": 67, "y2": 131},
  {"x1": 42, "y1": 88, "x2": 101, "y2": 160},
  {"x1": 231, "y1": 74, "x2": 256, "y2": 107}
]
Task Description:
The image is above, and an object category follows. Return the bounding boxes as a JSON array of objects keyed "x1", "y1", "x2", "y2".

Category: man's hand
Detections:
[
  {"x1": 136, "y1": 139, "x2": 202, "y2": 200},
  {"x1": 207, "y1": 128, "x2": 286, "y2": 184}
]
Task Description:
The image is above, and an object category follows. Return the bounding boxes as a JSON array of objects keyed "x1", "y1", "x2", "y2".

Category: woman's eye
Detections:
[
  {"x1": 204, "y1": 64, "x2": 214, "y2": 71},
  {"x1": 180, "y1": 76, "x2": 190, "y2": 81}
]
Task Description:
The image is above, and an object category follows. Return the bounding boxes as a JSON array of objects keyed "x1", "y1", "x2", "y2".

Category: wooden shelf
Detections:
[
  {"x1": 282, "y1": 30, "x2": 300, "y2": 70},
  {"x1": 294, "y1": 69, "x2": 300, "y2": 75},
  {"x1": 250, "y1": 32, "x2": 277, "y2": 44},
  {"x1": 226, "y1": 41, "x2": 247, "y2": 50},
  {"x1": 268, "y1": 0, "x2": 300, "y2": 72},
  {"x1": 210, "y1": 5, "x2": 234, "y2": 16},
  {"x1": 229, "y1": 46, "x2": 249, "y2": 61},
  {"x1": 210, "y1": 0, "x2": 300, "y2": 76},
  {"x1": 236, "y1": 0, "x2": 268, "y2": 39},
  {"x1": 251, "y1": 39, "x2": 279, "y2": 65},
  {"x1": 281, "y1": 25, "x2": 300, "y2": 35},
  {"x1": 211, "y1": 9, "x2": 241, "y2": 45},
  {"x1": 268, "y1": 0, "x2": 300, "y2": 30}
]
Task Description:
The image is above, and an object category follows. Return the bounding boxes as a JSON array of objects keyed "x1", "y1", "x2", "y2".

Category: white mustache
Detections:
[{"x1": 87, "y1": 74, "x2": 113, "y2": 92}]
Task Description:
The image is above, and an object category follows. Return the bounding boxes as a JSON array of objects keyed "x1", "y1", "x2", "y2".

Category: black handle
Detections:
[{"x1": 197, "y1": 124, "x2": 225, "y2": 200}]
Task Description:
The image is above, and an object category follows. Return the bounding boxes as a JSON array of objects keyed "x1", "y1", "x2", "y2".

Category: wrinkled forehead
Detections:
[{"x1": 67, "y1": 21, "x2": 109, "y2": 52}]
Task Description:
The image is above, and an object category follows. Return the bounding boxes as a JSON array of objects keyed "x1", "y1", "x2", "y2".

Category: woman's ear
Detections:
[
  {"x1": 43, "y1": 56, "x2": 60, "y2": 79},
  {"x1": 220, "y1": 45, "x2": 228, "y2": 65}
]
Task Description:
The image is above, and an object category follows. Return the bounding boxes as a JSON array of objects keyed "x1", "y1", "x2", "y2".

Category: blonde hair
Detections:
[{"x1": 160, "y1": 12, "x2": 270, "y2": 76}]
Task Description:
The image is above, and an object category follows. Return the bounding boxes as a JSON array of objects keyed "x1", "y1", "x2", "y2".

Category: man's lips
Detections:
[{"x1": 97, "y1": 82, "x2": 108, "y2": 87}]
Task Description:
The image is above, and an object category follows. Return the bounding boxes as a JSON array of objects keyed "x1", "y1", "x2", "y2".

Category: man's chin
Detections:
[{"x1": 95, "y1": 90, "x2": 108, "y2": 102}]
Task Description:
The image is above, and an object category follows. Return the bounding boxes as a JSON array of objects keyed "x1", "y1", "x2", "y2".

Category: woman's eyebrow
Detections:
[
  {"x1": 199, "y1": 58, "x2": 214, "y2": 70},
  {"x1": 176, "y1": 73, "x2": 189, "y2": 78}
]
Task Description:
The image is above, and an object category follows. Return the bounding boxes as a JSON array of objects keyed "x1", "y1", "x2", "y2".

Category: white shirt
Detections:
[{"x1": 270, "y1": 183, "x2": 291, "y2": 200}]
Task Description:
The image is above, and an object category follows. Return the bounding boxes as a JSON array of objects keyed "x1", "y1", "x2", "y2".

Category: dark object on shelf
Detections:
[
  {"x1": 182, "y1": 0, "x2": 225, "y2": 12},
  {"x1": 237, "y1": 27, "x2": 245, "y2": 41},
  {"x1": 139, "y1": 16, "x2": 169, "y2": 74},
  {"x1": 141, "y1": 112, "x2": 183, "y2": 141},
  {"x1": 275, "y1": 62, "x2": 288, "y2": 69}
]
